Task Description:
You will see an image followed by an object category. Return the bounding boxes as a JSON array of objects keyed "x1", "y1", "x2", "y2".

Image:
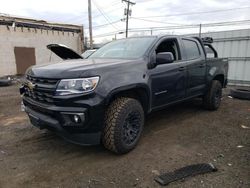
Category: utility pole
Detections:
[
  {"x1": 199, "y1": 23, "x2": 202, "y2": 38},
  {"x1": 122, "y1": 0, "x2": 135, "y2": 38},
  {"x1": 88, "y1": 0, "x2": 93, "y2": 49}
]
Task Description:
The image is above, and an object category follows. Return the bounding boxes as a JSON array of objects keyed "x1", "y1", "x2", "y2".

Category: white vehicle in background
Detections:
[{"x1": 82, "y1": 49, "x2": 97, "y2": 59}]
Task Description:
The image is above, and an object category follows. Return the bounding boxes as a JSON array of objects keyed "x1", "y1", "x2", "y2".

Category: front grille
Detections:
[{"x1": 24, "y1": 75, "x2": 59, "y2": 104}]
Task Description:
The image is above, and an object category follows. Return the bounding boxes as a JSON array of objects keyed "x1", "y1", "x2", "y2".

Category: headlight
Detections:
[{"x1": 56, "y1": 76, "x2": 99, "y2": 96}]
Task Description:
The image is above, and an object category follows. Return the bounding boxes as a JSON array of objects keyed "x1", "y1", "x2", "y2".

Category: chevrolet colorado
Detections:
[{"x1": 20, "y1": 36, "x2": 228, "y2": 154}]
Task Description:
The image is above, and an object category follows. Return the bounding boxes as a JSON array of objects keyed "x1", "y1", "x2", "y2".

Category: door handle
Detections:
[{"x1": 178, "y1": 66, "x2": 186, "y2": 71}]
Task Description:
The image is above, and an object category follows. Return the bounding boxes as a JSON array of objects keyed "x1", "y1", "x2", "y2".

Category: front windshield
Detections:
[{"x1": 89, "y1": 37, "x2": 156, "y2": 59}]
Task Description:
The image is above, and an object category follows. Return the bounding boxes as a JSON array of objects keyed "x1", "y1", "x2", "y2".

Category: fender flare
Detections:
[{"x1": 105, "y1": 83, "x2": 151, "y2": 111}]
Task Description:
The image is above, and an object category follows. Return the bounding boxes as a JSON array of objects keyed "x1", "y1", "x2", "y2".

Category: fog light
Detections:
[
  {"x1": 73, "y1": 115, "x2": 81, "y2": 123},
  {"x1": 61, "y1": 112, "x2": 85, "y2": 126}
]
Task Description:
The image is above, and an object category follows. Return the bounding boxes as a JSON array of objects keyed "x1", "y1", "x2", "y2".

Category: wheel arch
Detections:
[
  {"x1": 212, "y1": 74, "x2": 225, "y2": 87},
  {"x1": 105, "y1": 84, "x2": 151, "y2": 113}
]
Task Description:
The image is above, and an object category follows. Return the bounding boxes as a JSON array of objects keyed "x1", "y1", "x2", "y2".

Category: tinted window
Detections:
[
  {"x1": 204, "y1": 44, "x2": 217, "y2": 58},
  {"x1": 156, "y1": 39, "x2": 180, "y2": 61},
  {"x1": 204, "y1": 45, "x2": 216, "y2": 58},
  {"x1": 182, "y1": 39, "x2": 200, "y2": 60}
]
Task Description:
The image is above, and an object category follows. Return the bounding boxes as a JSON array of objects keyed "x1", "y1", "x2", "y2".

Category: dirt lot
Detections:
[{"x1": 0, "y1": 84, "x2": 249, "y2": 188}]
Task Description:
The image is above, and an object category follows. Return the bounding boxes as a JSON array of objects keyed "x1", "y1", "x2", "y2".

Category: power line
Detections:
[
  {"x1": 86, "y1": 19, "x2": 121, "y2": 29},
  {"x1": 91, "y1": 7, "x2": 124, "y2": 19},
  {"x1": 100, "y1": 0, "x2": 121, "y2": 8},
  {"x1": 84, "y1": 0, "x2": 123, "y2": 17},
  {"x1": 127, "y1": 20, "x2": 250, "y2": 31},
  {"x1": 91, "y1": 4, "x2": 124, "y2": 19},
  {"x1": 86, "y1": 5, "x2": 250, "y2": 33},
  {"x1": 92, "y1": 0, "x2": 119, "y2": 30},
  {"x1": 92, "y1": 19, "x2": 250, "y2": 38},
  {"x1": 56, "y1": 5, "x2": 123, "y2": 24},
  {"x1": 131, "y1": 17, "x2": 185, "y2": 26},
  {"x1": 133, "y1": 6, "x2": 250, "y2": 18}
]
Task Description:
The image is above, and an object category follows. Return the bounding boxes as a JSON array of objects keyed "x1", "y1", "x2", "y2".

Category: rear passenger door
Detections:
[{"x1": 181, "y1": 38, "x2": 206, "y2": 97}]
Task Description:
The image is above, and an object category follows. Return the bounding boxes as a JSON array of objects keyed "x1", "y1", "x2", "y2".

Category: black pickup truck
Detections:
[{"x1": 20, "y1": 35, "x2": 228, "y2": 154}]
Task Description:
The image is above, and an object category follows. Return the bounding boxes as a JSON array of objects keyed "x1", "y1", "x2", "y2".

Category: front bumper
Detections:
[{"x1": 23, "y1": 96, "x2": 105, "y2": 145}]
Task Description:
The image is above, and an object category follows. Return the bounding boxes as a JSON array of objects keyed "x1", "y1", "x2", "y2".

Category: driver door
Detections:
[{"x1": 148, "y1": 38, "x2": 187, "y2": 108}]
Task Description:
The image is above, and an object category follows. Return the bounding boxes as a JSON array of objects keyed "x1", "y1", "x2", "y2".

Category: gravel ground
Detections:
[{"x1": 0, "y1": 84, "x2": 249, "y2": 188}]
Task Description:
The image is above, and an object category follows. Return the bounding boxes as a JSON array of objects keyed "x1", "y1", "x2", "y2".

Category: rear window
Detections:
[{"x1": 182, "y1": 39, "x2": 200, "y2": 60}]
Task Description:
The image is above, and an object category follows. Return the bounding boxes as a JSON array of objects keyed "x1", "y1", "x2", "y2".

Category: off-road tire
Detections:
[
  {"x1": 203, "y1": 80, "x2": 222, "y2": 110},
  {"x1": 102, "y1": 97, "x2": 144, "y2": 154}
]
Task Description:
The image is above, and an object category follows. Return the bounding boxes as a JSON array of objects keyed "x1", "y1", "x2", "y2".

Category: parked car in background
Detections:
[
  {"x1": 82, "y1": 49, "x2": 97, "y2": 59},
  {"x1": 20, "y1": 35, "x2": 228, "y2": 154}
]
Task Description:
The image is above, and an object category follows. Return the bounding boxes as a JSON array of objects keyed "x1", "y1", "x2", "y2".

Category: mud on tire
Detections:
[
  {"x1": 102, "y1": 97, "x2": 144, "y2": 154},
  {"x1": 203, "y1": 80, "x2": 222, "y2": 110}
]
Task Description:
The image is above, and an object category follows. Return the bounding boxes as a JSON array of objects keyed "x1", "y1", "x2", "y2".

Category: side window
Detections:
[
  {"x1": 155, "y1": 39, "x2": 180, "y2": 61},
  {"x1": 182, "y1": 39, "x2": 200, "y2": 60},
  {"x1": 204, "y1": 44, "x2": 218, "y2": 58},
  {"x1": 205, "y1": 46, "x2": 215, "y2": 58}
]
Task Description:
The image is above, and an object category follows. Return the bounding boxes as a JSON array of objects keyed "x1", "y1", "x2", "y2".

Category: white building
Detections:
[{"x1": 0, "y1": 15, "x2": 84, "y2": 76}]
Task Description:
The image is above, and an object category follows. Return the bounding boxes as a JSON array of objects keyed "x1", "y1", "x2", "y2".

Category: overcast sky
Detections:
[{"x1": 1, "y1": 0, "x2": 250, "y2": 42}]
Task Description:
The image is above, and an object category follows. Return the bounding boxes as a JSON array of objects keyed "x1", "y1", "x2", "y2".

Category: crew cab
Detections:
[{"x1": 20, "y1": 35, "x2": 228, "y2": 154}]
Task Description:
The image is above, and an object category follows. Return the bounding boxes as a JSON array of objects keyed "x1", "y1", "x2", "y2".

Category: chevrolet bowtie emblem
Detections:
[{"x1": 27, "y1": 81, "x2": 36, "y2": 91}]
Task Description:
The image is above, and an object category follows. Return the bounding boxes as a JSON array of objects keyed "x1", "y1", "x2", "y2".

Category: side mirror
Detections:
[{"x1": 156, "y1": 52, "x2": 174, "y2": 65}]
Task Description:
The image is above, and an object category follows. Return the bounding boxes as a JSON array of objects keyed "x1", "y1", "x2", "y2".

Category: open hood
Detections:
[{"x1": 47, "y1": 44, "x2": 83, "y2": 60}]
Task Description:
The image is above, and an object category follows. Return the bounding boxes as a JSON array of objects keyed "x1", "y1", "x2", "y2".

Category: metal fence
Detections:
[{"x1": 201, "y1": 29, "x2": 250, "y2": 86}]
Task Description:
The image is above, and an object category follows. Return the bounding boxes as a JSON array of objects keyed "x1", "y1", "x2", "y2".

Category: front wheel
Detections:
[
  {"x1": 102, "y1": 97, "x2": 144, "y2": 154},
  {"x1": 203, "y1": 80, "x2": 222, "y2": 110}
]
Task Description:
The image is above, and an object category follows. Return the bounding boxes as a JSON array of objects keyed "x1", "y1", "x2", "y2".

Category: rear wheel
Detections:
[
  {"x1": 102, "y1": 97, "x2": 144, "y2": 154},
  {"x1": 203, "y1": 80, "x2": 222, "y2": 110}
]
